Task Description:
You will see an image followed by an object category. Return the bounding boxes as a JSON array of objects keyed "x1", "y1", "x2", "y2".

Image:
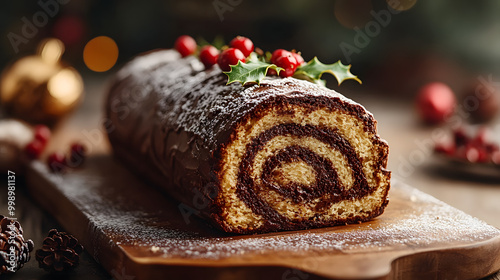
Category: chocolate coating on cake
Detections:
[{"x1": 106, "y1": 49, "x2": 391, "y2": 234}]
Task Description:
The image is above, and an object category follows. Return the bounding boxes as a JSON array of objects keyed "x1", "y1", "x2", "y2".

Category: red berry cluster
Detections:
[
  {"x1": 269, "y1": 49, "x2": 305, "y2": 77},
  {"x1": 47, "y1": 143, "x2": 87, "y2": 173},
  {"x1": 215, "y1": 36, "x2": 254, "y2": 71},
  {"x1": 174, "y1": 35, "x2": 305, "y2": 78},
  {"x1": 23, "y1": 125, "x2": 87, "y2": 173},
  {"x1": 174, "y1": 35, "x2": 254, "y2": 71},
  {"x1": 434, "y1": 127, "x2": 500, "y2": 164},
  {"x1": 25, "y1": 125, "x2": 51, "y2": 159}
]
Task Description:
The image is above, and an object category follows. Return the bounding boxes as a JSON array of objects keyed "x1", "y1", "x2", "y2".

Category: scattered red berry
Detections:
[
  {"x1": 435, "y1": 126, "x2": 500, "y2": 165},
  {"x1": 464, "y1": 144, "x2": 489, "y2": 163},
  {"x1": 453, "y1": 127, "x2": 469, "y2": 147},
  {"x1": 67, "y1": 143, "x2": 86, "y2": 168},
  {"x1": 47, "y1": 152, "x2": 66, "y2": 173},
  {"x1": 34, "y1": 125, "x2": 51, "y2": 144},
  {"x1": 25, "y1": 140, "x2": 46, "y2": 159},
  {"x1": 471, "y1": 127, "x2": 489, "y2": 146},
  {"x1": 199, "y1": 45, "x2": 220, "y2": 69},
  {"x1": 492, "y1": 151, "x2": 500, "y2": 165},
  {"x1": 217, "y1": 48, "x2": 246, "y2": 72},
  {"x1": 229, "y1": 36, "x2": 254, "y2": 57},
  {"x1": 174, "y1": 35, "x2": 197, "y2": 57},
  {"x1": 275, "y1": 54, "x2": 298, "y2": 78},
  {"x1": 291, "y1": 52, "x2": 305, "y2": 66},
  {"x1": 271, "y1": 49, "x2": 291, "y2": 64},
  {"x1": 434, "y1": 143, "x2": 455, "y2": 156},
  {"x1": 416, "y1": 82, "x2": 456, "y2": 125}
]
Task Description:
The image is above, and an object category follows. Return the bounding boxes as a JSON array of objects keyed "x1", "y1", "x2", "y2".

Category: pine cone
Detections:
[
  {"x1": 35, "y1": 229, "x2": 83, "y2": 272},
  {"x1": 0, "y1": 215, "x2": 34, "y2": 274}
]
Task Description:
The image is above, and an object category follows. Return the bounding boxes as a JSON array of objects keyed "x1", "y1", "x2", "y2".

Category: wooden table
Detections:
[{"x1": 1, "y1": 76, "x2": 499, "y2": 279}]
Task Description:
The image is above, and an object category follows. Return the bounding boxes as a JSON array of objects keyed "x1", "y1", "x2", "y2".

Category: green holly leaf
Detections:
[
  {"x1": 295, "y1": 57, "x2": 362, "y2": 85},
  {"x1": 224, "y1": 53, "x2": 283, "y2": 86}
]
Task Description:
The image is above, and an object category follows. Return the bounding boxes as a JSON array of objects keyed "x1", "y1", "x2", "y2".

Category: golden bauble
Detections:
[{"x1": 0, "y1": 38, "x2": 83, "y2": 125}]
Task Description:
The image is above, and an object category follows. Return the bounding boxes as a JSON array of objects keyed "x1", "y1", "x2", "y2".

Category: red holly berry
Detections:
[
  {"x1": 34, "y1": 125, "x2": 51, "y2": 144},
  {"x1": 174, "y1": 35, "x2": 197, "y2": 57},
  {"x1": 471, "y1": 127, "x2": 488, "y2": 147},
  {"x1": 276, "y1": 54, "x2": 298, "y2": 78},
  {"x1": 453, "y1": 128, "x2": 469, "y2": 147},
  {"x1": 464, "y1": 144, "x2": 489, "y2": 163},
  {"x1": 217, "y1": 48, "x2": 246, "y2": 72},
  {"x1": 486, "y1": 143, "x2": 499, "y2": 153},
  {"x1": 25, "y1": 140, "x2": 46, "y2": 159},
  {"x1": 229, "y1": 36, "x2": 254, "y2": 57},
  {"x1": 199, "y1": 45, "x2": 220, "y2": 69},
  {"x1": 434, "y1": 143, "x2": 455, "y2": 156},
  {"x1": 68, "y1": 143, "x2": 86, "y2": 168},
  {"x1": 492, "y1": 151, "x2": 500, "y2": 165},
  {"x1": 47, "y1": 152, "x2": 66, "y2": 173},
  {"x1": 291, "y1": 52, "x2": 305, "y2": 66},
  {"x1": 271, "y1": 49, "x2": 291, "y2": 64},
  {"x1": 416, "y1": 82, "x2": 456, "y2": 125},
  {"x1": 267, "y1": 68, "x2": 278, "y2": 76}
]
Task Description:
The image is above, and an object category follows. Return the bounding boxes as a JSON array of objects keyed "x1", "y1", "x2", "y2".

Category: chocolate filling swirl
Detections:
[{"x1": 236, "y1": 123, "x2": 371, "y2": 230}]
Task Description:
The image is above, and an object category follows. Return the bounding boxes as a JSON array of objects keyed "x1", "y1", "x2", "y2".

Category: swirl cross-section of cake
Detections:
[{"x1": 106, "y1": 50, "x2": 391, "y2": 234}]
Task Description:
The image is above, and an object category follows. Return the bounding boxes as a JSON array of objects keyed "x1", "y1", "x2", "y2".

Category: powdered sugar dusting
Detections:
[
  {"x1": 34, "y1": 160, "x2": 499, "y2": 261},
  {"x1": 107, "y1": 49, "x2": 375, "y2": 154}
]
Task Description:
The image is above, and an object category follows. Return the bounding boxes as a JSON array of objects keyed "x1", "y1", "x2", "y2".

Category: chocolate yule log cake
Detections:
[{"x1": 105, "y1": 48, "x2": 391, "y2": 234}]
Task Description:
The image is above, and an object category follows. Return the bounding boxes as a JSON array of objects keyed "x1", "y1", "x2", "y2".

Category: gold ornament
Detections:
[{"x1": 0, "y1": 38, "x2": 83, "y2": 125}]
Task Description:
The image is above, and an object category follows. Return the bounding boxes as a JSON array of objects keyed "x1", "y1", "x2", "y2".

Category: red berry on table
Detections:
[
  {"x1": 453, "y1": 127, "x2": 469, "y2": 147},
  {"x1": 25, "y1": 140, "x2": 46, "y2": 159},
  {"x1": 463, "y1": 81, "x2": 500, "y2": 123},
  {"x1": 47, "y1": 152, "x2": 66, "y2": 173},
  {"x1": 416, "y1": 82, "x2": 456, "y2": 125},
  {"x1": 464, "y1": 145, "x2": 479, "y2": 163},
  {"x1": 476, "y1": 148, "x2": 489, "y2": 163},
  {"x1": 486, "y1": 143, "x2": 499, "y2": 153},
  {"x1": 434, "y1": 143, "x2": 455, "y2": 156},
  {"x1": 229, "y1": 36, "x2": 254, "y2": 57},
  {"x1": 199, "y1": 45, "x2": 220, "y2": 69},
  {"x1": 68, "y1": 143, "x2": 86, "y2": 167},
  {"x1": 217, "y1": 48, "x2": 246, "y2": 72},
  {"x1": 291, "y1": 52, "x2": 305, "y2": 66},
  {"x1": 34, "y1": 125, "x2": 51, "y2": 144},
  {"x1": 271, "y1": 49, "x2": 291, "y2": 64},
  {"x1": 471, "y1": 127, "x2": 489, "y2": 147},
  {"x1": 464, "y1": 144, "x2": 489, "y2": 163},
  {"x1": 492, "y1": 151, "x2": 500, "y2": 165},
  {"x1": 174, "y1": 35, "x2": 197, "y2": 57},
  {"x1": 275, "y1": 54, "x2": 298, "y2": 78}
]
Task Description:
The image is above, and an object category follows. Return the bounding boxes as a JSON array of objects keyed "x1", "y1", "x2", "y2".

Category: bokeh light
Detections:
[
  {"x1": 39, "y1": 38, "x2": 64, "y2": 65},
  {"x1": 387, "y1": 0, "x2": 417, "y2": 11},
  {"x1": 83, "y1": 36, "x2": 119, "y2": 72},
  {"x1": 47, "y1": 69, "x2": 83, "y2": 106}
]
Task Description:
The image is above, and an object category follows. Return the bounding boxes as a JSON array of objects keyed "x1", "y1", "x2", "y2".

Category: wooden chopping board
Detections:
[{"x1": 25, "y1": 154, "x2": 500, "y2": 280}]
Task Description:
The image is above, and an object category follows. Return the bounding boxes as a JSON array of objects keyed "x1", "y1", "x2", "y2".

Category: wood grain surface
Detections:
[{"x1": 24, "y1": 153, "x2": 500, "y2": 280}]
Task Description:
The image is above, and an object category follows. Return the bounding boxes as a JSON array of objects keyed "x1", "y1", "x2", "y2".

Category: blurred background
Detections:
[
  {"x1": 0, "y1": 1, "x2": 500, "y2": 278},
  {"x1": 1, "y1": 0, "x2": 500, "y2": 94}
]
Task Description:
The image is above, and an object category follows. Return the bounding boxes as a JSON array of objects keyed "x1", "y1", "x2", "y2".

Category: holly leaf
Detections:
[
  {"x1": 295, "y1": 57, "x2": 362, "y2": 85},
  {"x1": 224, "y1": 53, "x2": 283, "y2": 86}
]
